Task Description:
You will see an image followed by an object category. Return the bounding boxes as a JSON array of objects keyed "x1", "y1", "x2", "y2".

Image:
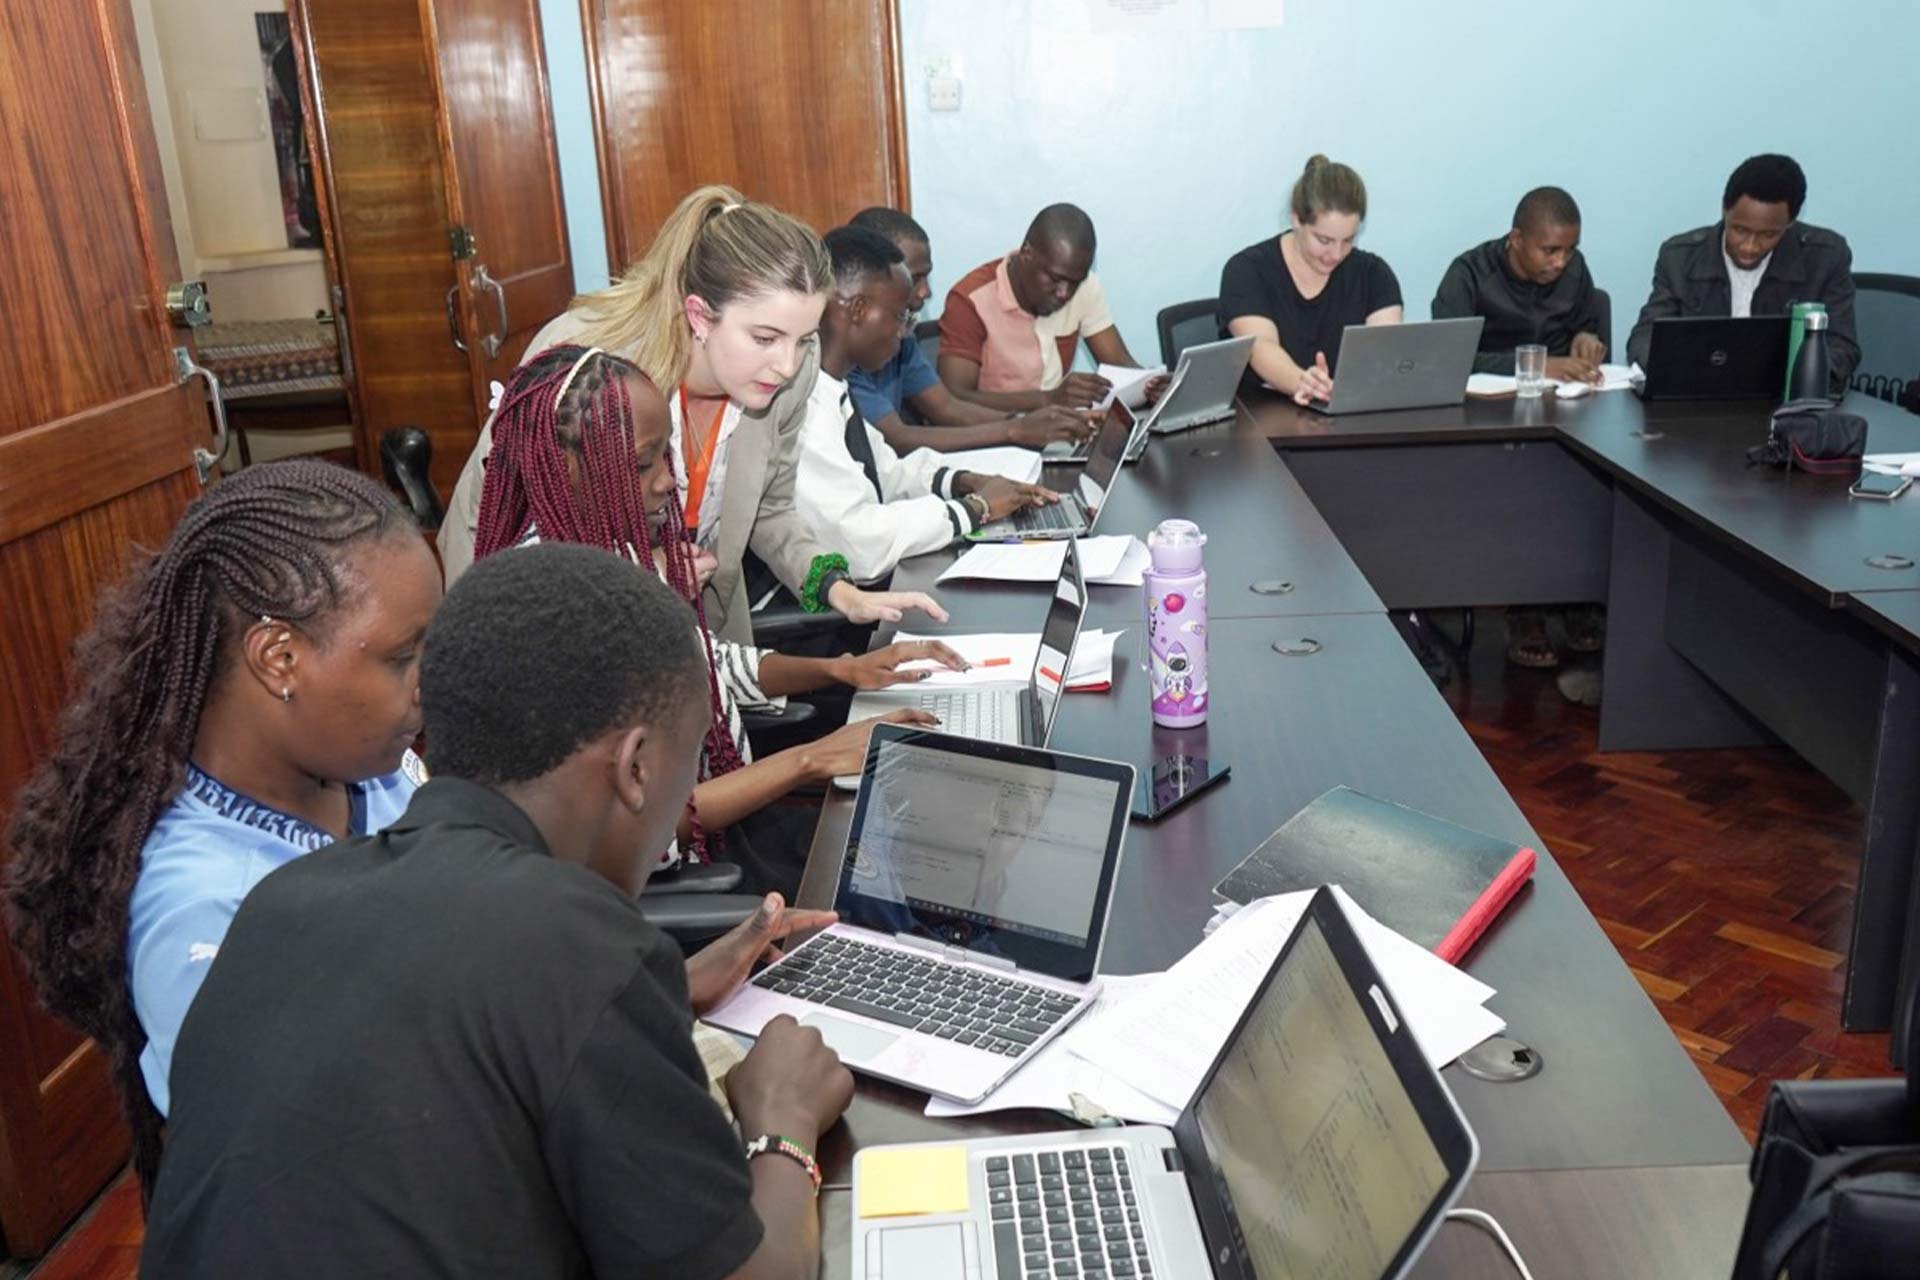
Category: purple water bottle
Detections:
[{"x1": 1146, "y1": 518, "x2": 1208, "y2": 728}]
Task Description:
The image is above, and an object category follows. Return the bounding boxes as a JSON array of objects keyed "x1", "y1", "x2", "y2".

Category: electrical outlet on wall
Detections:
[{"x1": 928, "y1": 74, "x2": 962, "y2": 112}]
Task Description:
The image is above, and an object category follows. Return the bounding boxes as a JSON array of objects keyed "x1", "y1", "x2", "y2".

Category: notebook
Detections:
[{"x1": 1212, "y1": 786, "x2": 1535, "y2": 964}]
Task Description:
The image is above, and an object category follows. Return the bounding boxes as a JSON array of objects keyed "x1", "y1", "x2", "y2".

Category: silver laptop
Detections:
[
  {"x1": 835, "y1": 541, "x2": 1087, "y2": 791},
  {"x1": 704, "y1": 724, "x2": 1135, "y2": 1104},
  {"x1": 1043, "y1": 367, "x2": 1179, "y2": 464},
  {"x1": 1150, "y1": 333, "x2": 1255, "y2": 434},
  {"x1": 974, "y1": 408, "x2": 1132, "y2": 540},
  {"x1": 849, "y1": 886, "x2": 1479, "y2": 1280},
  {"x1": 1306, "y1": 317, "x2": 1484, "y2": 415}
]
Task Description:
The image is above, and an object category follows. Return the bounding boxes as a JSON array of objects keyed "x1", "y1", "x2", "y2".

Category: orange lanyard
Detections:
[{"x1": 677, "y1": 385, "x2": 729, "y2": 529}]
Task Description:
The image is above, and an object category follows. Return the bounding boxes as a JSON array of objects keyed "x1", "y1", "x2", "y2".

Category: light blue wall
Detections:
[
  {"x1": 538, "y1": 0, "x2": 608, "y2": 293},
  {"x1": 900, "y1": 0, "x2": 1920, "y2": 364}
]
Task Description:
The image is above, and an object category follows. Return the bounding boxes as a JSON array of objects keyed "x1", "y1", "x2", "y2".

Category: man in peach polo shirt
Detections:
[{"x1": 937, "y1": 203, "x2": 1165, "y2": 412}]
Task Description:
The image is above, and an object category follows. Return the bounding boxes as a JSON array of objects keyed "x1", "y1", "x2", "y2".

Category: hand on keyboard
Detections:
[
  {"x1": 962, "y1": 474, "x2": 1060, "y2": 522},
  {"x1": 1010, "y1": 405, "x2": 1094, "y2": 448},
  {"x1": 798, "y1": 709, "x2": 939, "y2": 782}
]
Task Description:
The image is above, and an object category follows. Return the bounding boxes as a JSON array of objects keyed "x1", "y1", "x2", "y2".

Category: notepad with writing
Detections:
[{"x1": 1212, "y1": 787, "x2": 1535, "y2": 964}]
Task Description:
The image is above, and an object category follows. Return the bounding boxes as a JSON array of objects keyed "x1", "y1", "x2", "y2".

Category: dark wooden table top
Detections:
[
  {"x1": 1848, "y1": 587, "x2": 1920, "y2": 651},
  {"x1": 819, "y1": 1161, "x2": 1752, "y2": 1280},
  {"x1": 800, "y1": 615, "x2": 1747, "y2": 1174},
  {"x1": 1244, "y1": 384, "x2": 1920, "y2": 612},
  {"x1": 896, "y1": 422, "x2": 1383, "y2": 634}
]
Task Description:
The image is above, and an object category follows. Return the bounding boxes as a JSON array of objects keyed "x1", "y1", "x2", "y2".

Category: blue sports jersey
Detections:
[{"x1": 128, "y1": 752, "x2": 425, "y2": 1114}]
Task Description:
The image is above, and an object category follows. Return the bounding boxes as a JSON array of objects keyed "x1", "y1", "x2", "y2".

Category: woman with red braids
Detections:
[
  {"x1": 473, "y1": 343, "x2": 964, "y2": 895},
  {"x1": 444, "y1": 184, "x2": 944, "y2": 644}
]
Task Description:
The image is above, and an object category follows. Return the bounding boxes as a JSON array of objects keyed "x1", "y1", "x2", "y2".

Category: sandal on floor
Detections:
[
  {"x1": 1504, "y1": 609, "x2": 1559, "y2": 669},
  {"x1": 1564, "y1": 604, "x2": 1606, "y2": 654}
]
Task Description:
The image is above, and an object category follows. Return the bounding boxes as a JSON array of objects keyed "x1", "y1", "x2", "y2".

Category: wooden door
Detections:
[
  {"x1": 581, "y1": 0, "x2": 910, "y2": 268},
  {"x1": 290, "y1": 0, "x2": 476, "y2": 499},
  {"x1": 0, "y1": 0, "x2": 219, "y2": 1255},
  {"x1": 422, "y1": 0, "x2": 575, "y2": 427}
]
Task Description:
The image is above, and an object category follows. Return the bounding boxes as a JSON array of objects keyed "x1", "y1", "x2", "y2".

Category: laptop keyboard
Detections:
[
  {"x1": 911, "y1": 690, "x2": 1010, "y2": 740},
  {"x1": 987, "y1": 1144, "x2": 1156, "y2": 1278},
  {"x1": 750, "y1": 933, "x2": 1082, "y2": 1059},
  {"x1": 1015, "y1": 501, "x2": 1082, "y2": 534}
]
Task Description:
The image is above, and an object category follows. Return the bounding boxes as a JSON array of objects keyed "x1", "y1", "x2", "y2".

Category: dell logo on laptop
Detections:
[
  {"x1": 1395, "y1": 359, "x2": 1416, "y2": 375},
  {"x1": 1710, "y1": 349, "x2": 1729, "y2": 366}
]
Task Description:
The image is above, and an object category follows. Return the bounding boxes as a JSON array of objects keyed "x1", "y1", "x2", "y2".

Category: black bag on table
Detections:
[
  {"x1": 1731, "y1": 986, "x2": 1920, "y2": 1278},
  {"x1": 1746, "y1": 399, "x2": 1868, "y2": 475}
]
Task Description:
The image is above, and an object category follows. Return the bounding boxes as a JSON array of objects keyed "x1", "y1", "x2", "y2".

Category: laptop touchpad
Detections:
[
  {"x1": 878, "y1": 1223, "x2": 971, "y2": 1280},
  {"x1": 800, "y1": 1012, "x2": 898, "y2": 1063}
]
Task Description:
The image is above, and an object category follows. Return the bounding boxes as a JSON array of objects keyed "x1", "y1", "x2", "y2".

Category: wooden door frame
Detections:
[{"x1": 576, "y1": 0, "x2": 912, "y2": 273}]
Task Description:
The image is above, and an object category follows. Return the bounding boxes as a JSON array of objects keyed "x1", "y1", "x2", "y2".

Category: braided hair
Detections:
[
  {"x1": 470, "y1": 345, "x2": 746, "y2": 852},
  {"x1": 2, "y1": 459, "x2": 414, "y2": 1202}
]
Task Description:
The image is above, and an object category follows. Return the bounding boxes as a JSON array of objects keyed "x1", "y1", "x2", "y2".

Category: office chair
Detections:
[
  {"x1": 378, "y1": 434, "x2": 762, "y2": 945},
  {"x1": 1848, "y1": 273, "x2": 1919, "y2": 406},
  {"x1": 1591, "y1": 289, "x2": 1613, "y2": 362},
  {"x1": 1156, "y1": 297, "x2": 1221, "y2": 368},
  {"x1": 913, "y1": 316, "x2": 941, "y2": 362}
]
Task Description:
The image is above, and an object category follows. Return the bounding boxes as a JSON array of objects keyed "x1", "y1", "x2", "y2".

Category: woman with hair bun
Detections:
[{"x1": 1218, "y1": 155, "x2": 1404, "y2": 406}]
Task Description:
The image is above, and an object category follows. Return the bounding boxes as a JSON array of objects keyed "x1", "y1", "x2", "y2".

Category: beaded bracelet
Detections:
[{"x1": 744, "y1": 1133, "x2": 821, "y2": 1192}]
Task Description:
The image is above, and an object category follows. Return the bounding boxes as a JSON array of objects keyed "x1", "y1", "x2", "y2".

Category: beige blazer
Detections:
[{"x1": 439, "y1": 310, "x2": 833, "y2": 644}]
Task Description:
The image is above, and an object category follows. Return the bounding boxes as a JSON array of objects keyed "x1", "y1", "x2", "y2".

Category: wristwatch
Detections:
[
  {"x1": 962, "y1": 492, "x2": 991, "y2": 526},
  {"x1": 745, "y1": 1133, "x2": 821, "y2": 1191}
]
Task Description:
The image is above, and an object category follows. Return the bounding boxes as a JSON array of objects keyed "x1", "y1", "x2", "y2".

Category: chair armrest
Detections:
[
  {"x1": 751, "y1": 602, "x2": 848, "y2": 649},
  {"x1": 638, "y1": 892, "x2": 763, "y2": 945},
  {"x1": 740, "y1": 702, "x2": 818, "y2": 734},
  {"x1": 643, "y1": 862, "x2": 745, "y2": 897}
]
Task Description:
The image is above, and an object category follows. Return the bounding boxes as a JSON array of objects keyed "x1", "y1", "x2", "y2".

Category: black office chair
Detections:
[
  {"x1": 380, "y1": 426, "x2": 445, "y2": 531},
  {"x1": 1157, "y1": 298, "x2": 1221, "y2": 368},
  {"x1": 913, "y1": 316, "x2": 941, "y2": 362},
  {"x1": 1848, "y1": 273, "x2": 1920, "y2": 406},
  {"x1": 1591, "y1": 288, "x2": 1613, "y2": 362},
  {"x1": 378, "y1": 434, "x2": 762, "y2": 945}
]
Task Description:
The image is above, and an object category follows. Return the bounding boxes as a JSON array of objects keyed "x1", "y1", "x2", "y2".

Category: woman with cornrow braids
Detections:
[
  {"x1": 2, "y1": 460, "x2": 441, "y2": 1198},
  {"x1": 474, "y1": 343, "x2": 964, "y2": 896},
  {"x1": 442, "y1": 184, "x2": 948, "y2": 642}
]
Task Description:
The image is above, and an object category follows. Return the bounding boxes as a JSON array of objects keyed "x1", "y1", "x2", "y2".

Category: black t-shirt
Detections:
[
  {"x1": 141, "y1": 779, "x2": 761, "y2": 1280},
  {"x1": 1216, "y1": 234, "x2": 1403, "y2": 375}
]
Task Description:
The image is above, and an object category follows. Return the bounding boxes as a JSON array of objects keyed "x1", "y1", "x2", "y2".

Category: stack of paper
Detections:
[
  {"x1": 938, "y1": 536, "x2": 1149, "y2": 586},
  {"x1": 1863, "y1": 452, "x2": 1920, "y2": 477},
  {"x1": 936, "y1": 445, "x2": 1044, "y2": 485},
  {"x1": 1097, "y1": 363, "x2": 1166, "y2": 409},
  {"x1": 1465, "y1": 363, "x2": 1637, "y2": 397},
  {"x1": 893, "y1": 629, "x2": 1123, "y2": 692},
  {"x1": 1060, "y1": 889, "x2": 1503, "y2": 1116}
]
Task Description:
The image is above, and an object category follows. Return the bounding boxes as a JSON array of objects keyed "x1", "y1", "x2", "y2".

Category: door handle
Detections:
[
  {"x1": 473, "y1": 263, "x2": 508, "y2": 357},
  {"x1": 329, "y1": 284, "x2": 357, "y2": 386},
  {"x1": 174, "y1": 346, "x2": 228, "y2": 485},
  {"x1": 444, "y1": 284, "x2": 467, "y2": 353}
]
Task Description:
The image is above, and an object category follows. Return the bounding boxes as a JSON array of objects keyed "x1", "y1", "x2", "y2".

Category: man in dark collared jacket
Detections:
[{"x1": 1627, "y1": 153, "x2": 1857, "y2": 387}]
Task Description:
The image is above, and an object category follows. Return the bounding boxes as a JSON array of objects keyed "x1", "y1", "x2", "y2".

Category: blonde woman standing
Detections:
[{"x1": 442, "y1": 185, "x2": 943, "y2": 642}]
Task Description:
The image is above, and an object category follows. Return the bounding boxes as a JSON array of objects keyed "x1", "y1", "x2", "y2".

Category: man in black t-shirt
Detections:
[
  {"x1": 142, "y1": 543, "x2": 853, "y2": 1280},
  {"x1": 1432, "y1": 186, "x2": 1609, "y2": 381}
]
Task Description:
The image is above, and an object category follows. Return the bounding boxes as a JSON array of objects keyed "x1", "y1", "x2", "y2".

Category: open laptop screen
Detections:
[
  {"x1": 839, "y1": 726, "x2": 1132, "y2": 981},
  {"x1": 1076, "y1": 403, "x2": 1133, "y2": 518},
  {"x1": 1180, "y1": 891, "x2": 1475, "y2": 1279},
  {"x1": 1029, "y1": 540, "x2": 1086, "y2": 745}
]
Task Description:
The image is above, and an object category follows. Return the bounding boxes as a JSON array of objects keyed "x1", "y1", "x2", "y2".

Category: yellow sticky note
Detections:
[{"x1": 857, "y1": 1145, "x2": 971, "y2": 1218}]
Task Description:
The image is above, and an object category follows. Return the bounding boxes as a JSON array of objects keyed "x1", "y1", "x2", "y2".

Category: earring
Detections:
[{"x1": 280, "y1": 688, "x2": 292, "y2": 703}]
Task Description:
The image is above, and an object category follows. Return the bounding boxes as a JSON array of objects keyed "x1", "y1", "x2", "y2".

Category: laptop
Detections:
[
  {"x1": 1636, "y1": 315, "x2": 1791, "y2": 401},
  {"x1": 849, "y1": 886, "x2": 1479, "y2": 1280},
  {"x1": 973, "y1": 406, "x2": 1132, "y2": 540},
  {"x1": 704, "y1": 723, "x2": 1135, "y2": 1104},
  {"x1": 835, "y1": 541, "x2": 1087, "y2": 789},
  {"x1": 1304, "y1": 317, "x2": 1484, "y2": 415},
  {"x1": 1042, "y1": 386, "x2": 1160, "y2": 465},
  {"x1": 1150, "y1": 333, "x2": 1256, "y2": 434}
]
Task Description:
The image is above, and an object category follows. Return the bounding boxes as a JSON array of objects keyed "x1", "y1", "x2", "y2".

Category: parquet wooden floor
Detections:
[
  {"x1": 1433, "y1": 610, "x2": 1891, "y2": 1140},
  {"x1": 14, "y1": 611, "x2": 1897, "y2": 1274}
]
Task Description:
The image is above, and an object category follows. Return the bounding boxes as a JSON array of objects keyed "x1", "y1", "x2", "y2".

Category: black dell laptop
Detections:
[{"x1": 1637, "y1": 315, "x2": 1791, "y2": 401}]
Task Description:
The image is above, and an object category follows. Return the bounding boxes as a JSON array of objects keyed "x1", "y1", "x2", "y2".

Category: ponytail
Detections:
[
  {"x1": 570, "y1": 185, "x2": 830, "y2": 388},
  {"x1": 1290, "y1": 154, "x2": 1368, "y2": 224}
]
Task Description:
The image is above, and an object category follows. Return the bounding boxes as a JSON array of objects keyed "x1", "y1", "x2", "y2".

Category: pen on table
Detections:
[{"x1": 977, "y1": 657, "x2": 1012, "y2": 668}]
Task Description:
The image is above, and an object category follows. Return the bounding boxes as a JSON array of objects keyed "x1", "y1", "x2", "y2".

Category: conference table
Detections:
[{"x1": 775, "y1": 385, "x2": 1920, "y2": 1276}]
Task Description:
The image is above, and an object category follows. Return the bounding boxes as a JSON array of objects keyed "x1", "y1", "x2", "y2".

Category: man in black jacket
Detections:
[
  {"x1": 1433, "y1": 186, "x2": 1609, "y2": 382},
  {"x1": 1626, "y1": 154, "x2": 1857, "y2": 385}
]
